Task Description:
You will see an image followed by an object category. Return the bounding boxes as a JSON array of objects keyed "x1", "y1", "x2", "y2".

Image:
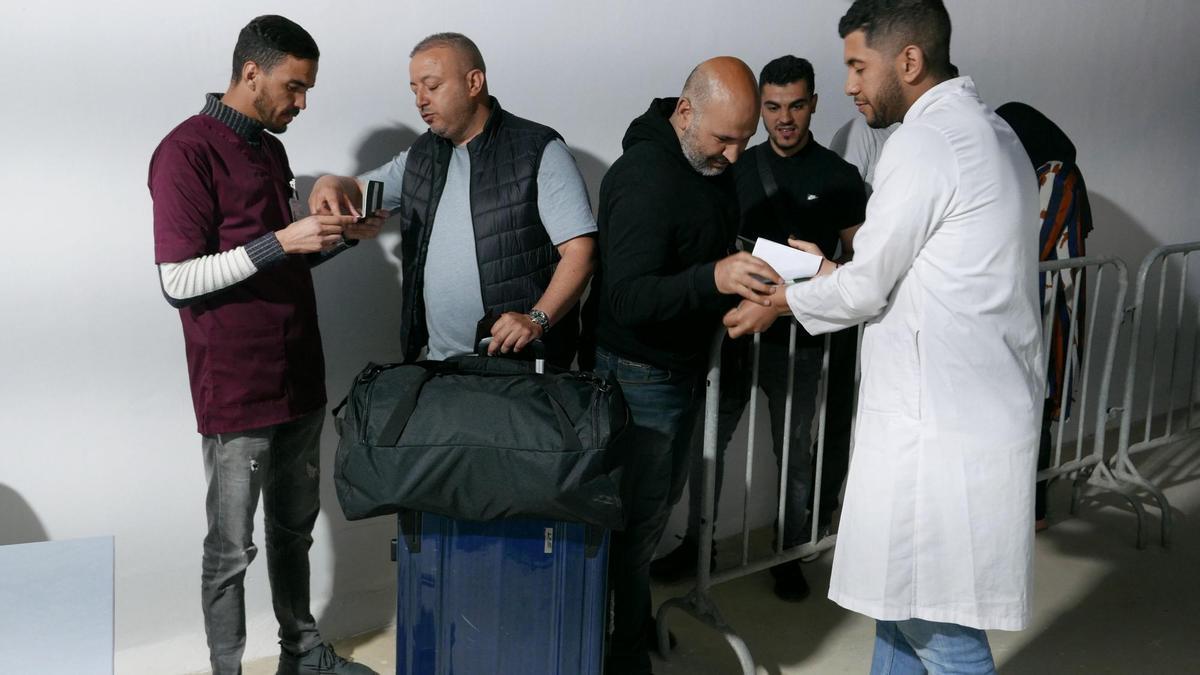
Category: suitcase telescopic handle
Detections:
[{"x1": 475, "y1": 337, "x2": 546, "y2": 374}]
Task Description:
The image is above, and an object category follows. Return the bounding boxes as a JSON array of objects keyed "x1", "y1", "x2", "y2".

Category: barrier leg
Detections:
[
  {"x1": 1107, "y1": 450, "x2": 1174, "y2": 548},
  {"x1": 1121, "y1": 470, "x2": 1172, "y2": 548},
  {"x1": 1162, "y1": 497, "x2": 1173, "y2": 548},
  {"x1": 1070, "y1": 469, "x2": 1088, "y2": 516},
  {"x1": 656, "y1": 589, "x2": 756, "y2": 675},
  {"x1": 1090, "y1": 463, "x2": 1149, "y2": 549},
  {"x1": 1134, "y1": 476, "x2": 1174, "y2": 548}
]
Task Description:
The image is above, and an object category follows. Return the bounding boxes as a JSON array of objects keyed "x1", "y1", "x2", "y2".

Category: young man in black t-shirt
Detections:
[{"x1": 651, "y1": 56, "x2": 866, "y2": 602}]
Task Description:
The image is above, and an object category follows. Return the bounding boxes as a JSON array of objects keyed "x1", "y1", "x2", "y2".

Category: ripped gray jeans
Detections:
[{"x1": 200, "y1": 408, "x2": 325, "y2": 674}]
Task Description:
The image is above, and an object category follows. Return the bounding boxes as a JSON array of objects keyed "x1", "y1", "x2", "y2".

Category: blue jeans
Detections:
[
  {"x1": 593, "y1": 347, "x2": 703, "y2": 675},
  {"x1": 871, "y1": 619, "x2": 997, "y2": 675},
  {"x1": 686, "y1": 337, "x2": 823, "y2": 549},
  {"x1": 200, "y1": 409, "x2": 325, "y2": 674}
]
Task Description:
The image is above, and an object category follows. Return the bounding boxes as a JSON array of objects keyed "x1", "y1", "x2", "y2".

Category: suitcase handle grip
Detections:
[{"x1": 475, "y1": 337, "x2": 546, "y2": 371}]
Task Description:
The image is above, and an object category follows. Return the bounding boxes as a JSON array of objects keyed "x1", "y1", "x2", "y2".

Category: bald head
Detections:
[
  {"x1": 672, "y1": 57, "x2": 760, "y2": 175},
  {"x1": 680, "y1": 56, "x2": 760, "y2": 117}
]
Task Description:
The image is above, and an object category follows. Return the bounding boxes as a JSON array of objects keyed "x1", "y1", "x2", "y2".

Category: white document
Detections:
[{"x1": 751, "y1": 237, "x2": 824, "y2": 280}]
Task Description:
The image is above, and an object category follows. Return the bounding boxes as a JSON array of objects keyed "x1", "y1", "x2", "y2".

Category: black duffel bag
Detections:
[{"x1": 333, "y1": 355, "x2": 630, "y2": 529}]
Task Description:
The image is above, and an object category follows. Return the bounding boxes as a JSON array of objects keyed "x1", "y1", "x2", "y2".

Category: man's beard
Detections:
[
  {"x1": 423, "y1": 103, "x2": 470, "y2": 142},
  {"x1": 681, "y1": 123, "x2": 728, "y2": 176},
  {"x1": 254, "y1": 90, "x2": 295, "y2": 134},
  {"x1": 867, "y1": 71, "x2": 905, "y2": 129}
]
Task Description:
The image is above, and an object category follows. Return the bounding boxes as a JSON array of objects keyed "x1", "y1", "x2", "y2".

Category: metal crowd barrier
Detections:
[
  {"x1": 1113, "y1": 241, "x2": 1200, "y2": 548},
  {"x1": 651, "y1": 255, "x2": 1149, "y2": 670},
  {"x1": 1034, "y1": 256, "x2": 1136, "y2": 531},
  {"x1": 651, "y1": 246, "x2": 1199, "y2": 667},
  {"x1": 655, "y1": 323, "x2": 851, "y2": 674}
]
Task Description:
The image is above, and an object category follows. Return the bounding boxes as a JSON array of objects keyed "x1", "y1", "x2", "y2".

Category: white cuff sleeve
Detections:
[{"x1": 159, "y1": 246, "x2": 257, "y2": 301}]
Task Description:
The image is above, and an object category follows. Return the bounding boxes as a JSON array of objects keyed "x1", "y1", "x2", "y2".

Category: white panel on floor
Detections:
[{"x1": 0, "y1": 536, "x2": 115, "y2": 675}]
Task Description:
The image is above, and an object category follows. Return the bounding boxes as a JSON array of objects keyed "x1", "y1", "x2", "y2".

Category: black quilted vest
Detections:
[{"x1": 397, "y1": 98, "x2": 578, "y2": 367}]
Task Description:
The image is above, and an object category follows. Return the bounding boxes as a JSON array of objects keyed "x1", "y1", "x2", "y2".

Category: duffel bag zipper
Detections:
[
  {"x1": 358, "y1": 362, "x2": 396, "y2": 384},
  {"x1": 575, "y1": 373, "x2": 610, "y2": 448},
  {"x1": 572, "y1": 370, "x2": 610, "y2": 393},
  {"x1": 356, "y1": 363, "x2": 399, "y2": 444},
  {"x1": 358, "y1": 376, "x2": 378, "y2": 445}
]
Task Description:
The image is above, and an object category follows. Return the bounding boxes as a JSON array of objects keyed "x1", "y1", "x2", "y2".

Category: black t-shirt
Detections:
[
  {"x1": 735, "y1": 135, "x2": 866, "y2": 259},
  {"x1": 734, "y1": 135, "x2": 867, "y2": 344}
]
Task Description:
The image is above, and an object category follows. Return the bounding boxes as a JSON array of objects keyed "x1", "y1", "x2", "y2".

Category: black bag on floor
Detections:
[{"x1": 333, "y1": 355, "x2": 629, "y2": 529}]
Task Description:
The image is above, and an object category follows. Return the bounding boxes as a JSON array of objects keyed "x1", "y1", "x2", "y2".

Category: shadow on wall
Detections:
[
  {"x1": 0, "y1": 484, "x2": 49, "y2": 546},
  {"x1": 1087, "y1": 192, "x2": 1161, "y2": 270},
  {"x1": 1086, "y1": 192, "x2": 1196, "y2": 439},
  {"x1": 301, "y1": 124, "x2": 420, "y2": 639},
  {"x1": 550, "y1": 143, "x2": 610, "y2": 348},
  {"x1": 568, "y1": 145, "x2": 610, "y2": 218}
]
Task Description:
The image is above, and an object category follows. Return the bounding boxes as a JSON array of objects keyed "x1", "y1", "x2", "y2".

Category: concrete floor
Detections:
[{"x1": 238, "y1": 441, "x2": 1200, "y2": 674}]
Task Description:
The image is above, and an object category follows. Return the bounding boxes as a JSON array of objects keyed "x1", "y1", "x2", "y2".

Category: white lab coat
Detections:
[{"x1": 786, "y1": 78, "x2": 1043, "y2": 630}]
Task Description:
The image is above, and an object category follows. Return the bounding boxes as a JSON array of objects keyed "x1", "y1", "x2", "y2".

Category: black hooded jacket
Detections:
[
  {"x1": 995, "y1": 101, "x2": 1077, "y2": 171},
  {"x1": 582, "y1": 98, "x2": 740, "y2": 373}
]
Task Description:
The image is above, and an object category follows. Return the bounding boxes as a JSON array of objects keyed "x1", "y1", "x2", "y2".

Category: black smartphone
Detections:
[{"x1": 357, "y1": 180, "x2": 383, "y2": 222}]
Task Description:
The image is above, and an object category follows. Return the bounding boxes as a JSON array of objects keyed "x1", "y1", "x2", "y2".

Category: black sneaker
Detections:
[
  {"x1": 277, "y1": 643, "x2": 376, "y2": 675},
  {"x1": 649, "y1": 536, "x2": 717, "y2": 583},
  {"x1": 770, "y1": 562, "x2": 811, "y2": 602}
]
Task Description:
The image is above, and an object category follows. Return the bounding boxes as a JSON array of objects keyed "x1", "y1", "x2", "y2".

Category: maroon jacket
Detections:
[{"x1": 150, "y1": 113, "x2": 325, "y2": 434}]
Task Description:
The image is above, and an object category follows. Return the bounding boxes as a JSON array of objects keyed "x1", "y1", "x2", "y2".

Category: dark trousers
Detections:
[
  {"x1": 685, "y1": 336, "x2": 822, "y2": 548},
  {"x1": 1036, "y1": 400, "x2": 1054, "y2": 520},
  {"x1": 684, "y1": 327, "x2": 858, "y2": 544},
  {"x1": 810, "y1": 327, "x2": 858, "y2": 528},
  {"x1": 593, "y1": 347, "x2": 703, "y2": 675}
]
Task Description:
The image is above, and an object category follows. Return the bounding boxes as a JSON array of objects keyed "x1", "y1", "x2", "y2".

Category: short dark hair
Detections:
[
  {"x1": 231, "y1": 15, "x2": 319, "y2": 82},
  {"x1": 838, "y1": 0, "x2": 953, "y2": 78},
  {"x1": 410, "y1": 32, "x2": 487, "y2": 73},
  {"x1": 759, "y1": 55, "x2": 816, "y2": 95}
]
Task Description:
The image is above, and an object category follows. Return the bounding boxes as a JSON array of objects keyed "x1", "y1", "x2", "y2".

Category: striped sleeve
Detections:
[{"x1": 158, "y1": 232, "x2": 286, "y2": 308}]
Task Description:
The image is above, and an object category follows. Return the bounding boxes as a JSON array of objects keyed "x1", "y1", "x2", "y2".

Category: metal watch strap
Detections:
[{"x1": 528, "y1": 308, "x2": 550, "y2": 333}]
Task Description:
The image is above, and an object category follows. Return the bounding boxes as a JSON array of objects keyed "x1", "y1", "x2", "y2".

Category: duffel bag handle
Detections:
[
  {"x1": 375, "y1": 362, "x2": 444, "y2": 447},
  {"x1": 374, "y1": 359, "x2": 584, "y2": 454}
]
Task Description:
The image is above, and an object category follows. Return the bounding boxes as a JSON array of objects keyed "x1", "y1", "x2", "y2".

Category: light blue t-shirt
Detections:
[{"x1": 359, "y1": 138, "x2": 596, "y2": 360}]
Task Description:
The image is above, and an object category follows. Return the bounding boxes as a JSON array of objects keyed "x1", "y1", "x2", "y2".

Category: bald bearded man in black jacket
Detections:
[{"x1": 582, "y1": 56, "x2": 774, "y2": 675}]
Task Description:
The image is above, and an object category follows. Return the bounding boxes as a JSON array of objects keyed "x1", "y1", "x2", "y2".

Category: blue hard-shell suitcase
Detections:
[{"x1": 394, "y1": 511, "x2": 609, "y2": 675}]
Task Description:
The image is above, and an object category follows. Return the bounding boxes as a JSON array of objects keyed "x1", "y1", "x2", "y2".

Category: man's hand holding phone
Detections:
[{"x1": 308, "y1": 178, "x2": 387, "y2": 240}]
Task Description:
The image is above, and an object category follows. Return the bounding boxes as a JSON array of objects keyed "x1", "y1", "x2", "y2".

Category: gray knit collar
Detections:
[{"x1": 200, "y1": 93, "x2": 265, "y2": 145}]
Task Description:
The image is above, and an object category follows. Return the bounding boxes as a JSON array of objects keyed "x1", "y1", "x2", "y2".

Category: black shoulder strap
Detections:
[
  {"x1": 754, "y1": 148, "x2": 792, "y2": 232},
  {"x1": 755, "y1": 146, "x2": 779, "y2": 199}
]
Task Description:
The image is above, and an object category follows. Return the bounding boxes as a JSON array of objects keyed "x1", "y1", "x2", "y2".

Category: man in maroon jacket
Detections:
[{"x1": 149, "y1": 15, "x2": 380, "y2": 675}]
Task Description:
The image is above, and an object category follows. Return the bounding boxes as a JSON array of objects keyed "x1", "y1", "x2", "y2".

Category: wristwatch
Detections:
[{"x1": 528, "y1": 308, "x2": 550, "y2": 334}]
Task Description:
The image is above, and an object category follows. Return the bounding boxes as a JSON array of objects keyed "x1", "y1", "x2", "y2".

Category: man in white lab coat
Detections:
[{"x1": 724, "y1": 1, "x2": 1043, "y2": 673}]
